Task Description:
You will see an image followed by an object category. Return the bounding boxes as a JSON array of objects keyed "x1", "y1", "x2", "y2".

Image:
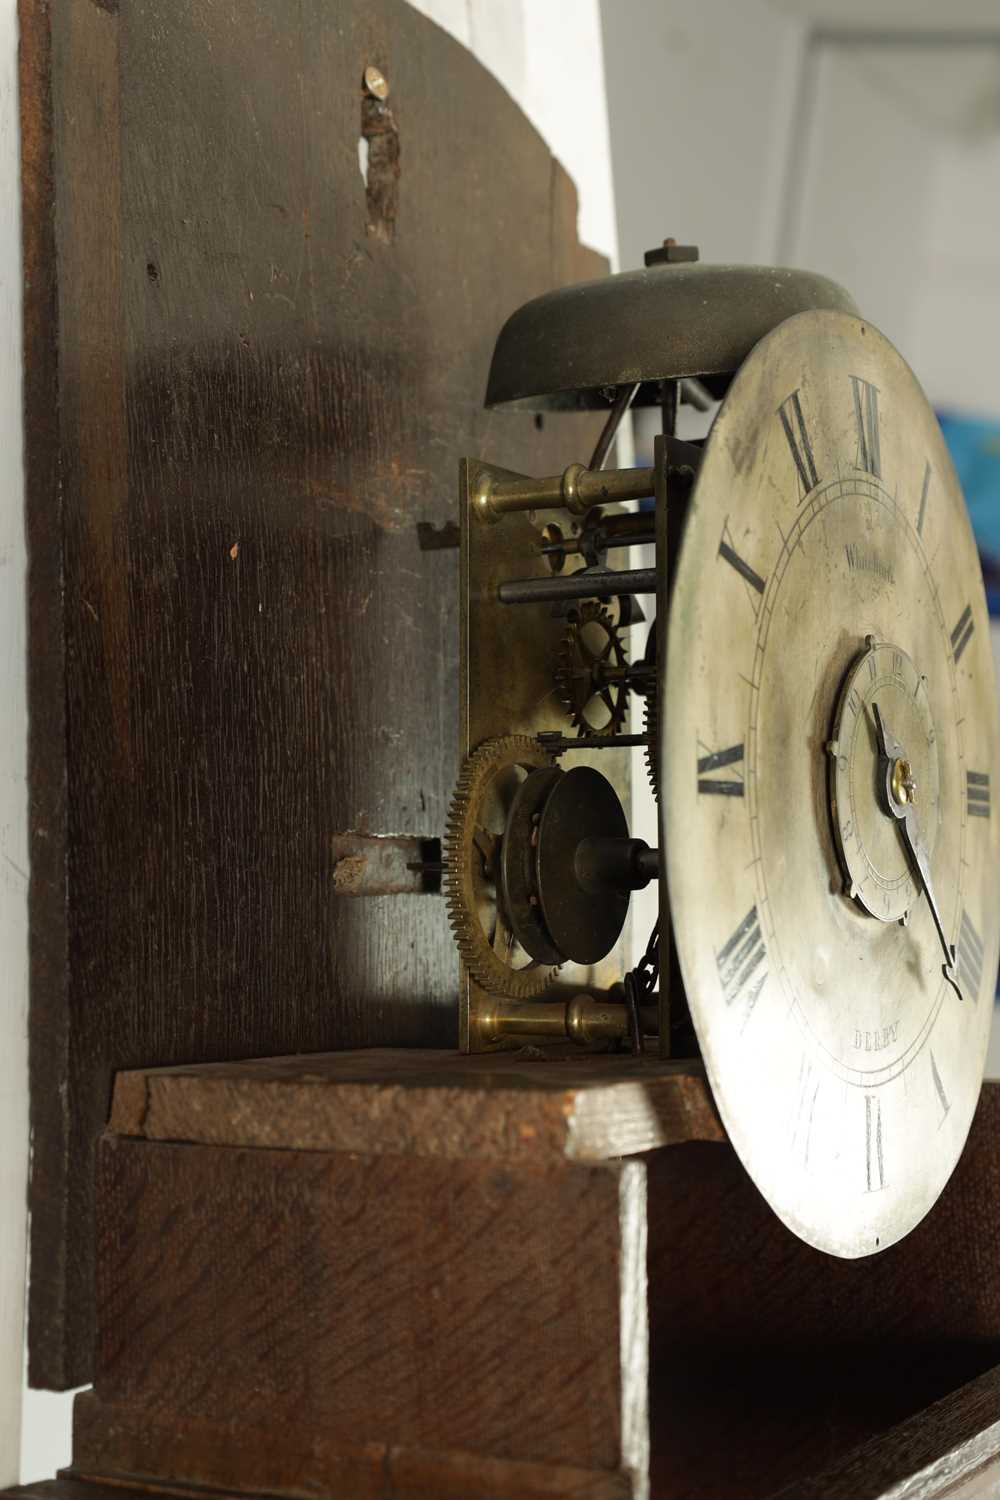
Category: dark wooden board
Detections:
[
  {"x1": 645, "y1": 1080, "x2": 1000, "y2": 1499},
  {"x1": 77, "y1": 1135, "x2": 639, "y2": 1489},
  {"x1": 768, "y1": 1361, "x2": 1000, "y2": 1499},
  {"x1": 109, "y1": 1048, "x2": 723, "y2": 1161},
  {"x1": 20, "y1": 0, "x2": 606, "y2": 1388}
]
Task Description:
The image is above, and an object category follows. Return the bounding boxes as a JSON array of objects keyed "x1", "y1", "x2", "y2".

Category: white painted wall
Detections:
[
  {"x1": 601, "y1": 0, "x2": 805, "y2": 273},
  {"x1": 910, "y1": 132, "x2": 1000, "y2": 416},
  {"x1": 0, "y1": 0, "x2": 26, "y2": 1481},
  {"x1": 782, "y1": 45, "x2": 939, "y2": 358}
]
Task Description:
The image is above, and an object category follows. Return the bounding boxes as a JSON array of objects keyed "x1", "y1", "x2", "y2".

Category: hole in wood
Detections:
[{"x1": 360, "y1": 94, "x2": 400, "y2": 243}]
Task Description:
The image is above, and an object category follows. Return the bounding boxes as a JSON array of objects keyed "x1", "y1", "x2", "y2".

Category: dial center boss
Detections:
[{"x1": 828, "y1": 637, "x2": 940, "y2": 925}]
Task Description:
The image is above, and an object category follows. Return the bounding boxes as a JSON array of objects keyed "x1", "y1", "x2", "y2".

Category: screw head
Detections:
[{"x1": 364, "y1": 65, "x2": 389, "y2": 100}]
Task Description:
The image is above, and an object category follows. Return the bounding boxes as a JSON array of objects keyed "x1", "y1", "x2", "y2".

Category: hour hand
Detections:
[
  {"x1": 870, "y1": 701, "x2": 902, "y2": 763},
  {"x1": 871, "y1": 702, "x2": 963, "y2": 1001}
]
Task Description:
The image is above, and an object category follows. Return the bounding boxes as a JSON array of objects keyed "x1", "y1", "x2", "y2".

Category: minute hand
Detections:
[{"x1": 871, "y1": 703, "x2": 963, "y2": 1001}]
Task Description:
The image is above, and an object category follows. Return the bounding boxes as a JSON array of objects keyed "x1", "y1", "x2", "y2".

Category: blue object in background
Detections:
[
  {"x1": 937, "y1": 411, "x2": 1000, "y2": 615},
  {"x1": 938, "y1": 411, "x2": 1000, "y2": 998}
]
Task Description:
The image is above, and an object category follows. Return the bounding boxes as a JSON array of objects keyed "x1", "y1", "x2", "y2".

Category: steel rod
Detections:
[
  {"x1": 541, "y1": 531, "x2": 656, "y2": 558},
  {"x1": 541, "y1": 509, "x2": 655, "y2": 559},
  {"x1": 681, "y1": 376, "x2": 715, "y2": 412},
  {"x1": 536, "y1": 732, "x2": 653, "y2": 752},
  {"x1": 588, "y1": 382, "x2": 641, "y2": 472},
  {"x1": 499, "y1": 567, "x2": 656, "y2": 605}
]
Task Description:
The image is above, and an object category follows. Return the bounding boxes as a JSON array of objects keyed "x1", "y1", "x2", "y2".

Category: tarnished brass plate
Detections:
[{"x1": 459, "y1": 459, "x2": 631, "y2": 1050}]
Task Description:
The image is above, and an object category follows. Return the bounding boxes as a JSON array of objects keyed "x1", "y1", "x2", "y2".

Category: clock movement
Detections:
[
  {"x1": 23, "y1": 9, "x2": 1000, "y2": 1494},
  {"x1": 446, "y1": 248, "x2": 1000, "y2": 1259}
]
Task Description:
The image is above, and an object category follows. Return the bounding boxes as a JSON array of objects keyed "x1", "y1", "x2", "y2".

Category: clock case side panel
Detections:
[{"x1": 21, "y1": 0, "x2": 606, "y2": 1389}]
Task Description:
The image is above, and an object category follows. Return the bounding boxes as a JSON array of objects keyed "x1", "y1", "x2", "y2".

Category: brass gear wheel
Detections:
[
  {"x1": 554, "y1": 601, "x2": 628, "y2": 737},
  {"x1": 644, "y1": 691, "x2": 659, "y2": 799},
  {"x1": 642, "y1": 625, "x2": 659, "y2": 798},
  {"x1": 444, "y1": 736, "x2": 559, "y2": 999}
]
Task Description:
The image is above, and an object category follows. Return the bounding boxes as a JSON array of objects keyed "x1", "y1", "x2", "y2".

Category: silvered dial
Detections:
[{"x1": 663, "y1": 310, "x2": 1000, "y2": 1258}]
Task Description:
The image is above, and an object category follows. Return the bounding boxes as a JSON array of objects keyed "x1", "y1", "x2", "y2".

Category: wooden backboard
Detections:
[{"x1": 19, "y1": 0, "x2": 605, "y2": 1388}]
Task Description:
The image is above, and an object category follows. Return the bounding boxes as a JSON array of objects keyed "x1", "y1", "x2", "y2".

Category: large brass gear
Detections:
[
  {"x1": 642, "y1": 624, "x2": 659, "y2": 799},
  {"x1": 644, "y1": 691, "x2": 659, "y2": 800},
  {"x1": 444, "y1": 736, "x2": 559, "y2": 999},
  {"x1": 554, "y1": 601, "x2": 628, "y2": 737}
]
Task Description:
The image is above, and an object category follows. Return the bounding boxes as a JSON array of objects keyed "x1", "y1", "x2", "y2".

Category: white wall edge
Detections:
[{"x1": 0, "y1": 0, "x2": 28, "y2": 1480}]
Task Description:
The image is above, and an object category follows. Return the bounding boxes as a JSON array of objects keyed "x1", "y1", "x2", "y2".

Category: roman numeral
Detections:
[
  {"x1": 717, "y1": 905, "x2": 767, "y2": 1012},
  {"x1": 851, "y1": 376, "x2": 881, "y2": 478},
  {"x1": 777, "y1": 390, "x2": 819, "y2": 497},
  {"x1": 697, "y1": 741, "x2": 745, "y2": 796},
  {"x1": 951, "y1": 604, "x2": 975, "y2": 664},
  {"x1": 967, "y1": 770, "x2": 991, "y2": 820},
  {"x1": 917, "y1": 461, "x2": 931, "y2": 536},
  {"x1": 930, "y1": 1050, "x2": 950, "y2": 1124},
  {"x1": 865, "y1": 1094, "x2": 885, "y2": 1193},
  {"x1": 718, "y1": 520, "x2": 766, "y2": 613},
  {"x1": 956, "y1": 908, "x2": 984, "y2": 1001}
]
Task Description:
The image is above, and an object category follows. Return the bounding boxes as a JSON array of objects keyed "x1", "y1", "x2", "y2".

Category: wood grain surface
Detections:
[
  {"x1": 109, "y1": 1048, "x2": 723, "y2": 1161},
  {"x1": 68, "y1": 1401, "x2": 639, "y2": 1500},
  {"x1": 16, "y1": 1453, "x2": 634, "y2": 1500},
  {"x1": 15, "y1": 1085, "x2": 1000, "y2": 1497},
  {"x1": 77, "y1": 1134, "x2": 644, "y2": 1490},
  {"x1": 20, "y1": 0, "x2": 605, "y2": 1389},
  {"x1": 645, "y1": 1080, "x2": 1000, "y2": 1498},
  {"x1": 769, "y1": 1360, "x2": 1000, "y2": 1499}
]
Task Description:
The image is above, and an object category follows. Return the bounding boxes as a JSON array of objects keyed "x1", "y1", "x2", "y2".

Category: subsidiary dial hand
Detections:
[{"x1": 871, "y1": 703, "x2": 963, "y2": 1001}]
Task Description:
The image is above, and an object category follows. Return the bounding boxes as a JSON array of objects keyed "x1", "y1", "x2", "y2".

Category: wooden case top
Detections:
[{"x1": 110, "y1": 1048, "x2": 723, "y2": 1163}]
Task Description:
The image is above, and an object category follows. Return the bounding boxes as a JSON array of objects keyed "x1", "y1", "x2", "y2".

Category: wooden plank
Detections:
[
  {"x1": 109, "y1": 1048, "x2": 722, "y2": 1161},
  {"x1": 76, "y1": 1135, "x2": 644, "y2": 1489},
  {"x1": 10, "y1": 1452, "x2": 634, "y2": 1500},
  {"x1": 67, "y1": 1404, "x2": 637, "y2": 1499},
  {"x1": 767, "y1": 1362, "x2": 1000, "y2": 1499},
  {"x1": 4, "y1": 1486, "x2": 170, "y2": 1500},
  {"x1": 21, "y1": 0, "x2": 606, "y2": 1388}
]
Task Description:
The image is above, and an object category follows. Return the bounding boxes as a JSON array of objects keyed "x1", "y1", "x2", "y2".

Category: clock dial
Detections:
[{"x1": 662, "y1": 310, "x2": 1000, "y2": 1258}]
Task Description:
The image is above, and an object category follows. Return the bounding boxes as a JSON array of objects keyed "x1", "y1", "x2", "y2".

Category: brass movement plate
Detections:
[{"x1": 459, "y1": 459, "x2": 632, "y2": 1051}]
